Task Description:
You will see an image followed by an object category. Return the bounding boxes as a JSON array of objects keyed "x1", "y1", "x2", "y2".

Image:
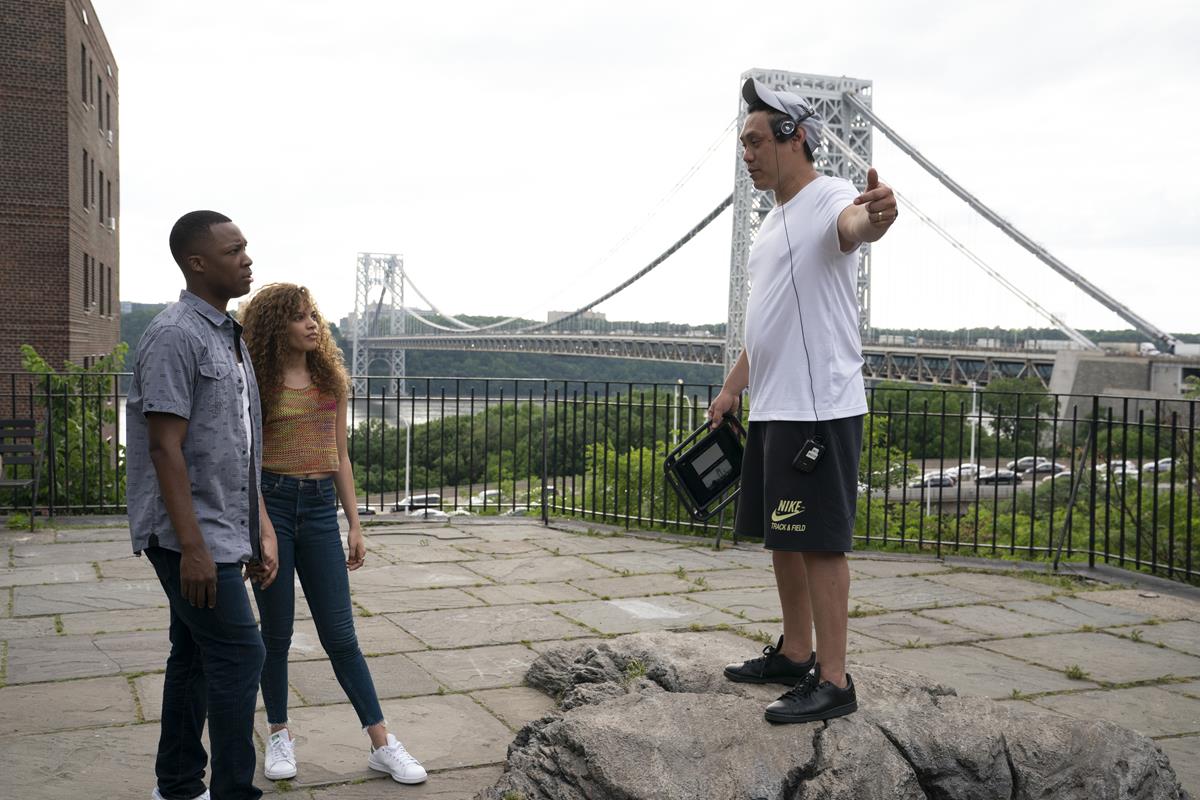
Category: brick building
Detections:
[{"x1": 0, "y1": 0, "x2": 119, "y2": 374}]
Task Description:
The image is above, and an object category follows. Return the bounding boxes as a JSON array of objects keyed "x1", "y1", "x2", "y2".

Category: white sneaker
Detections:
[
  {"x1": 151, "y1": 789, "x2": 209, "y2": 800},
  {"x1": 367, "y1": 733, "x2": 427, "y2": 784},
  {"x1": 264, "y1": 729, "x2": 298, "y2": 780}
]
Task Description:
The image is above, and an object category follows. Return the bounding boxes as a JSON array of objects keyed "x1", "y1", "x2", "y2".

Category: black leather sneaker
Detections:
[
  {"x1": 723, "y1": 636, "x2": 815, "y2": 685},
  {"x1": 764, "y1": 665, "x2": 858, "y2": 724}
]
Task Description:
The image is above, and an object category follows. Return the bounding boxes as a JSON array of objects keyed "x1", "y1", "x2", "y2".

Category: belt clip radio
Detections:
[{"x1": 663, "y1": 413, "x2": 747, "y2": 522}]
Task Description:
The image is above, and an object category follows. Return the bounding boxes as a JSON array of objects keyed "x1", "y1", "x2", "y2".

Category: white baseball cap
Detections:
[{"x1": 741, "y1": 77, "x2": 823, "y2": 151}]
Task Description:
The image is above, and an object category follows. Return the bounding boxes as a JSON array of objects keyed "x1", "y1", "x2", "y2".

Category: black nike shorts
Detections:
[{"x1": 733, "y1": 416, "x2": 864, "y2": 552}]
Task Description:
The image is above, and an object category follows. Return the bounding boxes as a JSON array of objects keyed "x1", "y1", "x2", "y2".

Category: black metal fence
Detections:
[{"x1": 2, "y1": 371, "x2": 1196, "y2": 584}]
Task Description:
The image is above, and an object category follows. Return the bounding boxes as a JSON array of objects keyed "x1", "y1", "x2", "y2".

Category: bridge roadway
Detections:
[{"x1": 360, "y1": 334, "x2": 1057, "y2": 386}]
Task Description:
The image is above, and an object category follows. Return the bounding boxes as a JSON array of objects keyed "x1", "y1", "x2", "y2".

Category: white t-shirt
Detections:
[{"x1": 744, "y1": 175, "x2": 868, "y2": 422}]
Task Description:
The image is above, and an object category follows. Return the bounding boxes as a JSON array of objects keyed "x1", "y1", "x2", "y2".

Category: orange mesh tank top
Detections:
[{"x1": 261, "y1": 385, "x2": 340, "y2": 474}]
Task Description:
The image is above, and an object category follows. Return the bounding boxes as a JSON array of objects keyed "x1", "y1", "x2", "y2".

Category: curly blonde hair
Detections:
[{"x1": 238, "y1": 283, "x2": 348, "y2": 414}]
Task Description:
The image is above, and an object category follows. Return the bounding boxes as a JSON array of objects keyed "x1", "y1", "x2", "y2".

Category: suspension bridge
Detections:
[{"x1": 348, "y1": 69, "x2": 1192, "y2": 394}]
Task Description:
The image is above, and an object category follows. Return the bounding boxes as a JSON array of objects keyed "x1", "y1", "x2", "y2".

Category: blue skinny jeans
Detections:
[{"x1": 253, "y1": 471, "x2": 384, "y2": 728}]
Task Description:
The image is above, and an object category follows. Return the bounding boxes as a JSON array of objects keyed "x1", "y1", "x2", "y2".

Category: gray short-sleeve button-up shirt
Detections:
[{"x1": 125, "y1": 290, "x2": 263, "y2": 563}]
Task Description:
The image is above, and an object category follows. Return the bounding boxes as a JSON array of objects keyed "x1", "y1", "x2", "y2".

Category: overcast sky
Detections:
[{"x1": 96, "y1": 0, "x2": 1199, "y2": 336}]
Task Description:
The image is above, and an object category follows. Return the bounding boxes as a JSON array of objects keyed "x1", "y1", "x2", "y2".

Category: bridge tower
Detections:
[
  {"x1": 351, "y1": 252, "x2": 406, "y2": 395},
  {"x1": 725, "y1": 69, "x2": 874, "y2": 371}
]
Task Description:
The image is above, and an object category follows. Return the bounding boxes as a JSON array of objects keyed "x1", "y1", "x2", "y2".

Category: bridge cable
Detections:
[
  {"x1": 820, "y1": 127, "x2": 1098, "y2": 350},
  {"x1": 518, "y1": 194, "x2": 734, "y2": 333},
  {"x1": 842, "y1": 92, "x2": 1179, "y2": 353}
]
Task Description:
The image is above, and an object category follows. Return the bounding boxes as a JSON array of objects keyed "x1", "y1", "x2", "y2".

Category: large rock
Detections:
[{"x1": 482, "y1": 632, "x2": 1189, "y2": 800}]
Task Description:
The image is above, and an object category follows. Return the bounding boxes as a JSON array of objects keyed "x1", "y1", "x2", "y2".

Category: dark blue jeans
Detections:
[
  {"x1": 145, "y1": 546, "x2": 265, "y2": 800},
  {"x1": 253, "y1": 471, "x2": 384, "y2": 728}
]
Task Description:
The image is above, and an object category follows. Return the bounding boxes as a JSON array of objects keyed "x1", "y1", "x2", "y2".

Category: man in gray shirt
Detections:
[{"x1": 126, "y1": 210, "x2": 278, "y2": 800}]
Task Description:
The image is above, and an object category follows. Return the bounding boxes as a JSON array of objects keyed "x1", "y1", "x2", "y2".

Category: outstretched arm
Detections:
[{"x1": 838, "y1": 167, "x2": 897, "y2": 251}]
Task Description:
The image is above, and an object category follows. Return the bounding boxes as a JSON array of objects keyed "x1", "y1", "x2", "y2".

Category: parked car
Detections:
[
  {"x1": 1027, "y1": 461, "x2": 1068, "y2": 476},
  {"x1": 396, "y1": 493, "x2": 442, "y2": 511},
  {"x1": 948, "y1": 463, "x2": 982, "y2": 480},
  {"x1": 407, "y1": 508, "x2": 448, "y2": 519},
  {"x1": 908, "y1": 473, "x2": 957, "y2": 488},
  {"x1": 1142, "y1": 458, "x2": 1174, "y2": 473},
  {"x1": 977, "y1": 469, "x2": 1021, "y2": 485},
  {"x1": 1007, "y1": 456, "x2": 1050, "y2": 473},
  {"x1": 1040, "y1": 471, "x2": 1073, "y2": 485},
  {"x1": 470, "y1": 489, "x2": 501, "y2": 507}
]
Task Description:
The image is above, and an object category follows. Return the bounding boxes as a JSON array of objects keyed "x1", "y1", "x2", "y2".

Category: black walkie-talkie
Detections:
[{"x1": 792, "y1": 435, "x2": 825, "y2": 473}]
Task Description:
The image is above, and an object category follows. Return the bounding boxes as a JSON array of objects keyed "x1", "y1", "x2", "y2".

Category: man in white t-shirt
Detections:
[{"x1": 708, "y1": 78, "x2": 897, "y2": 723}]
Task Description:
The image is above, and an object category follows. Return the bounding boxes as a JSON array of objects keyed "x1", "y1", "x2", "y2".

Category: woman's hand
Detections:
[{"x1": 346, "y1": 525, "x2": 366, "y2": 571}]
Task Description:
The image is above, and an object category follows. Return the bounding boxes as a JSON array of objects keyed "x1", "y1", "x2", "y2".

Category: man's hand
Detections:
[
  {"x1": 246, "y1": 526, "x2": 279, "y2": 590},
  {"x1": 707, "y1": 389, "x2": 741, "y2": 429},
  {"x1": 180, "y1": 544, "x2": 218, "y2": 608},
  {"x1": 346, "y1": 526, "x2": 366, "y2": 571},
  {"x1": 853, "y1": 167, "x2": 897, "y2": 228}
]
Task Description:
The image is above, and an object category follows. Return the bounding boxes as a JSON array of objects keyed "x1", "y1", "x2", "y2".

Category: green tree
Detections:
[{"x1": 20, "y1": 343, "x2": 127, "y2": 512}]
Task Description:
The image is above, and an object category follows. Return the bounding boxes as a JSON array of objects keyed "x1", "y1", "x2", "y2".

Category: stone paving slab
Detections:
[
  {"x1": 0, "y1": 563, "x2": 99, "y2": 587},
  {"x1": 346, "y1": 563, "x2": 488, "y2": 592},
  {"x1": 848, "y1": 611, "x2": 979, "y2": 647},
  {"x1": 0, "y1": 722, "x2": 185, "y2": 799},
  {"x1": 918, "y1": 604, "x2": 1075, "y2": 638},
  {"x1": 1002, "y1": 596, "x2": 1154, "y2": 628},
  {"x1": 921, "y1": 571, "x2": 1051, "y2": 601},
  {"x1": 848, "y1": 576, "x2": 992, "y2": 610},
  {"x1": 685, "y1": 587, "x2": 785, "y2": 622},
  {"x1": 461, "y1": 554, "x2": 616, "y2": 584},
  {"x1": 94, "y1": 555, "x2": 159, "y2": 580},
  {"x1": 5, "y1": 634, "x2": 120, "y2": 683},
  {"x1": 583, "y1": 547, "x2": 739, "y2": 575},
  {"x1": 407, "y1": 644, "x2": 535, "y2": 692},
  {"x1": 1157, "y1": 735, "x2": 1200, "y2": 800},
  {"x1": 451, "y1": 539, "x2": 547, "y2": 556},
  {"x1": 53, "y1": 527, "x2": 131, "y2": 543},
  {"x1": 134, "y1": 671, "x2": 283, "y2": 721},
  {"x1": 854, "y1": 644, "x2": 1099, "y2": 698},
  {"x1": 1165, "y1": 680, "x2": 1200, "y2": 699},
  {"x1": 1029, "y1": 686, "x2": 1200, "y2": 737},
  {"x1": 307, "y1": 765, "x2": 505, "y2": 799},
  {"x1": 846, "y1": 558, "x2": 950, "y2": 578},
  {"x1": 0, "y1": 616, "x2": 57, "y2": 639},
  {"x1": 363, "y1": 526, "x2": 475, "y2": 541},
  {"x1": 11, "y1": 540, "x2": 132, "y2": 565},
  {"x1": 369, "y1": 542, "x2": 480, "y2": 564},
  {"x1": 730, "y1": 623, "x2": 897, "y2": 656},
  {"x1": 553, "y1": 595, "x2": 742, "y2": 635},
  {"x1": 462, "y1": 581, "x2": 595, "y2": 606},
  {"x1": 531, "y1": 533, "x2": 650, "y2": 555},
  {"x1": 12, "y1": 578, "x2": 165, "y2": 616},
  {"x1": 288, "y1": 653, "x2": 442, "y2": 704},
  {"x1": 976, "y1": 632, "x2": 1200, "y2": 684},
  {"x1": 470, "y1": 686, "x2": 557, "y2": 731},
  {"x1": 1112, "y1": 620, "x2": 1200, "y2": 656},
  {"x1": 0, "y1": 676, "x2": 136, "y2": 737},
  {"x1": 59, "y1": 605, "x2": 169, "y2": 635},
  {"x1": 260, "y1": 694, "x2": 512, "y2": 783},
  {"x1": 712, "y1": 547, "x2": 774, "y2": 568},
  {"x1": 567, "y1": 573, "x2": 694, "y2": 599},
  {"x1": 684, "y1": 567, "x2": 776, "y2": 591},
  {"x1": 353, "y1": 587, "x2": 485, "y2": 614},
  {"x1": 393, "y1": 604, "x2": 584, "y2": 648},
  {"x1": 92, "y1": 630, "x2": 172, "y2": 672},
  {"x1": 1087, "y1": 588, "x2": 1200, "y2": 621}
]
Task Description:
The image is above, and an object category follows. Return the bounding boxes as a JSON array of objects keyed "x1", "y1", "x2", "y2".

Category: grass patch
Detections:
[
  {"x1": 1064, "y1": 664, "x2": 1089, "y2": 680},
  {"x1": 53, "y1": 615, "x2": 64, "y2": 635},
  {"x1": 623, "y1": 658, "x2": 647, "y2": 683}
]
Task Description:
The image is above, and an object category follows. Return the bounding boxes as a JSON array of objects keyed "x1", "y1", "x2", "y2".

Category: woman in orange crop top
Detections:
[{"x1": 240, "y1": 284, "x2": 426, "y2": 786}]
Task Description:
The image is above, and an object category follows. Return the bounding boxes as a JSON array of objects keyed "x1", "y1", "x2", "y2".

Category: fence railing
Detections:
[{"x1": 2, "y1": 371, "x2": 1196, "y2": 584}]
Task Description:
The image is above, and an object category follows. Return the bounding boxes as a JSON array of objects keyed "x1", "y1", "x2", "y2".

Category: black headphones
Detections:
[{"x1": 772, "y1": 116, "x2": 797, "y2": 142}]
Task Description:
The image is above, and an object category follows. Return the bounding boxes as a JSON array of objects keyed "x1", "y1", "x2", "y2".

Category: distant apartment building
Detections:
[{"x1": 0, "y1": 0, "x2": 119, "y2": 372}]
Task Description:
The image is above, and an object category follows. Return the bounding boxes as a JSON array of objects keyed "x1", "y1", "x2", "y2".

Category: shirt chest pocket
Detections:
[{"x1": 198, "y1": 359, "x2": 232, "y2": 419}]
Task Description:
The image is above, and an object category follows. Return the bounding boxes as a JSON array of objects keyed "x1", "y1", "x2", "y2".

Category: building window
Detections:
[
  {"x1": 96, "y1": 77, "x2": 102, "y2": 125},
  {"x1": 88, "y1": 59, "x2": 94, "y2": 105},
  {"x1": 90, "y1": 155, "x2": 96, "y2": 208},
  {"x1": 98, "y1": 170, "x2": 104, "y2": 218},
  {"x1": 81, "y1": 148, "x2": 89, "y2": 207},
  {"x1": 106, "y1": 180, "x2": 112, "y2": 225},
  {"x1": 106, "y1": 266, "x2": 113, "y2": 316},
  {"x1": 99, "y1": 261, "x2": 105, "y2": 316},
  {"x1": 81, "y1": 45, "x2": 87, "y2": 101},
  {"x1": 105, "y1": 92, "x2": 111, "y2": 135},
  {"x1": 82, "y1": 252, "x2": 89, "y2": 310},
  {"x1": 91, "y1": 256, "x2": 97, "y2": 307}
]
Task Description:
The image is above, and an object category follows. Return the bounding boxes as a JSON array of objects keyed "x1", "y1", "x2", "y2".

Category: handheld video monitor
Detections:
[{"x1": 663, "y1": 414, "x2": 746, "y2": 522}]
